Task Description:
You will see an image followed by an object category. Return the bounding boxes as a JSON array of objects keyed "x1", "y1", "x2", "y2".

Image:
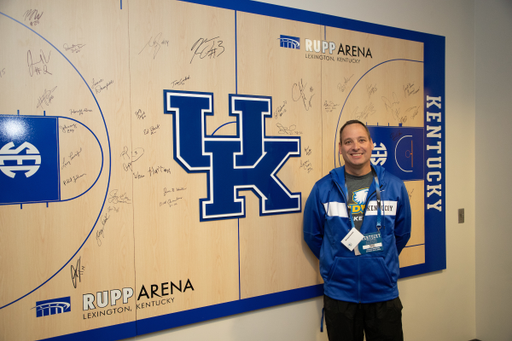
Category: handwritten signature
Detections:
[
  {"x1": 159, "y1": 197, "x2": 183, "y2": 208},
  {"x1": 367, "y1": 84, "x2": 378, "y2": 98},
  {"x1": 323, "y1": 100, "x2": 339, "y2": 113},
  {"x1": 408, "y1": 188, "x2": 415, "y2": 201},
  {"x1": 382, "y1": 93, "x2": 399, "y2": 111},
  {"x1": 63, "y1": 43, "x2": 86, "y2": 54},
  {"x1": 121, "y1": 146, "x2": 144, "y2": 163},
  {"x1": 352, "y1": 103, "x2": 376, "y2": 121},
  {"x1": 292, "y1": 79, "x2": 315, "y2": 111},
  {"x1": 106, "y1": 206, "x2": 120, "y2": 214},
  {"x1": 277, "y1": 123, "x2": 302, "y2": 135},
  {"x1": 27, "y1": 49, "x2": 52, "y2": 77},
  {"x1": 274, "y1": 100, "x2": 287, "y2": 119},
  {"x1": 337, "y1": 74, "x2": 354, "y2": 92},
  {"x1": 391, "y1": 130, "x2": 403, "y2": 142},
  {"x1": 61, "y1": 159, "x2": 71, "y2": 170},
  {"x1": 304, "y1": 146, "x2": 312, "y2": 156},
  {"x1": 69, "y1": 108, "x2": 92, "y2": 116},
  {"x1": 403, "y1": 83, "x2": 420, "y2": 97},
  {"x1": 121, "y1": 146, "x2": 145, "y2": 179},
  {"x1": 61, "y1": 148, "x2": 82, "y2": 170},
  {"x1": 382, "y1": 93, "x2": 407, "y2": 124},
  {"x1": 60, "y1": 123, "x2": 78, "y2": 133},
  {"x1": 69, "y1": 148, "x2": 82, "y2": 161},
  {"x1": 190, "y1": 36, "x2": 225, "y2": 64},
  {"x1": 36, "y1": 87, "x2": 57, "y2": 109},
  {"x1": 144, "y1": 124, "x2": 161, "y2": 136},
  {"x1": 300, "y1": 159, "x2": 313, "y2": 173},
  {"x1": 96, "y1": 213, "x2": 110, "y2": 247},
  {"x1": 405, "y1": 106, "x2": 420, "y2": 120},
  {"x1": 70, "y1": 257, "x2": 84, "y2": 288},
  {"x1": 24, "y1": 9, "x2": 43, "y2": 26},
  {"x1": 164, "y1": 187, "x2": 187, "y2": 196},
  {"x1": 108, "y1": 189, "x2": 131, "y2": 204},
  {"x1": 92, "y1": 78, "x2": 114, "y2": 94},
  {"x1": 171, "y1": 75, "x2": 190, "y2": 88},
  {"x1": 148, "y1": 165, "x2": 171, "y2": 176},
  {"x1": 139, "y1": 32, "x2": 169, "y2": 59},
  {"x1": 135, "y1": 109, "x2": 146, "y2": 120},
  {"x1": 62, "y1": 173, "x2": 86, "y2": 186}
]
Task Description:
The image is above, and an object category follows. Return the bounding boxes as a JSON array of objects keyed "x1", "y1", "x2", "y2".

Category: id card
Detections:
[
  {"x1": 341, "y1": 227, "x2": 364, "y2": 251},
  {"x1": 358, "y1": 232, "x2": 383, "y2": 254}
]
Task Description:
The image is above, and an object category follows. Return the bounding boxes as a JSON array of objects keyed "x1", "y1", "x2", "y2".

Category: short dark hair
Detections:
[{"x1": 339, "y1": 120, "x2": 372, "y2": 143}]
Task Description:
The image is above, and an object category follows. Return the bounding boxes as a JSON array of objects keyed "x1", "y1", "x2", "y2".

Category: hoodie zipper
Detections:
[{"x1": 332, "y1": 172, "x2": 383, "y2": 302}]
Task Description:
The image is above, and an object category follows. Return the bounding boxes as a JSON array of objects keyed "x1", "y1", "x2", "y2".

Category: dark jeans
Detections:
[{"x1": 324, "y1": 295, "x2": 404, "y2": 341}]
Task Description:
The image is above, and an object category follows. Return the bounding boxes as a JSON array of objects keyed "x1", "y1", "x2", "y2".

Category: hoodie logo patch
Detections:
[{"x1": 348, "y1": 188, "x2": 368, "y2": 215}]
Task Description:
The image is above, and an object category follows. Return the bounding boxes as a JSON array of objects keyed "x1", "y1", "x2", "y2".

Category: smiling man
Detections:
[
  {"x1": 338, "y1": 121, "x2": 374, "y2": 176},
  {"x1": 303, "y1": 120, "x2": 411, "y2": 341}
]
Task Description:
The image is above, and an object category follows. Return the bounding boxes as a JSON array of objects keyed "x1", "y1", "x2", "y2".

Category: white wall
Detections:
[
  {"x1": 475, "y1": 1, "x2": 512, "y2": 341},
  {"x1": 126, "y1": 1, "x2": 490, "y2": 340}
]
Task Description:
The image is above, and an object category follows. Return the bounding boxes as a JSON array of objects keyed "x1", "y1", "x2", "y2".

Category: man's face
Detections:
[{"x1": 339, "y1": 123, "x2": 374, "y2": 176}]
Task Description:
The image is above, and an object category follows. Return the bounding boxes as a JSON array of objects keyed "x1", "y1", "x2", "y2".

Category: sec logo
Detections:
[{"x1": 0, "y1": 141, "x2": 41, "y2": 178}]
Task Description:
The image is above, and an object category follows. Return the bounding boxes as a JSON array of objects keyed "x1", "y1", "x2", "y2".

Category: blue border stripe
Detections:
[
  {"x1": 38, "y1": 321, "x2": 136, "y2": 341},
  {"x1": 423, "y1": 33, "x2": 446, "y2": 274},
  {"x1": 178, "y1": 0, "x2": 442, "y2": 42},
  {"x1": 136, "y1": 284, "x2": 324, "y2": 335},
  {"x1": 39, "y1": 285, "x2": 323, "y2": 340}
]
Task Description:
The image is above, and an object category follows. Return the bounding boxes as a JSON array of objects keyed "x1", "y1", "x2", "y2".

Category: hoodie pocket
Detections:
[
  {"x1": 326, "y1": 257, "x2": 358, "y2": 292},
  {"x1": 360, "y1": 257, "x2": 394, "y2": 290}
]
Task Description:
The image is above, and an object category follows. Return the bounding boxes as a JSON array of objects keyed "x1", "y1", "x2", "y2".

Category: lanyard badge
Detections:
[{"x1": 357, "y1": 231, "x2": 383, "y2": 254}]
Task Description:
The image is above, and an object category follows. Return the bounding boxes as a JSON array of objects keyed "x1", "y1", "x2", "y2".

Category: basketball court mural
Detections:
[{"x1": 0, "y1": 1, "x2": 445, "y2": 339}]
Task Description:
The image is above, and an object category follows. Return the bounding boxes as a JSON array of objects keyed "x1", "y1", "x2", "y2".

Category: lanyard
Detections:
[
  {"x1": 344, "y1": 170, "x2": 382, "y2": 232},
  {"x1": 373, "y1": 173, "x2": 382, "y2": 230}
]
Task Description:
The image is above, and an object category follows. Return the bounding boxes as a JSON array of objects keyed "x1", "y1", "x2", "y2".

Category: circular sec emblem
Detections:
[{"x1": 0, "y1": 141, "x2": 41, "y2": 178}]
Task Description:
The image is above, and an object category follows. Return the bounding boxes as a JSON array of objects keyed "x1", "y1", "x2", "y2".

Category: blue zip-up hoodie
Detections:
[{"x1": 303, "y1": 165, "x2": 411, "y2": 303}]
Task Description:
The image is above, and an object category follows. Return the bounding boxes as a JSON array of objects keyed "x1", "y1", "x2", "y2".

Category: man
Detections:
[{"x1": 303, "y1": 120, "x2": 411, "y2": 341}]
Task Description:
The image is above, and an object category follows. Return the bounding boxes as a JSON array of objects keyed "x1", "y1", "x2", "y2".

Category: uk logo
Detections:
[{"x1": 164, "y1": 91, "x2": 301, "y2": 221}]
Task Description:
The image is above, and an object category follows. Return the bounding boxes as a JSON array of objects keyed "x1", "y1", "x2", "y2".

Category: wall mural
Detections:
[{"x1": 0, "y1": 0, "x2": 445, "y2": 339}]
